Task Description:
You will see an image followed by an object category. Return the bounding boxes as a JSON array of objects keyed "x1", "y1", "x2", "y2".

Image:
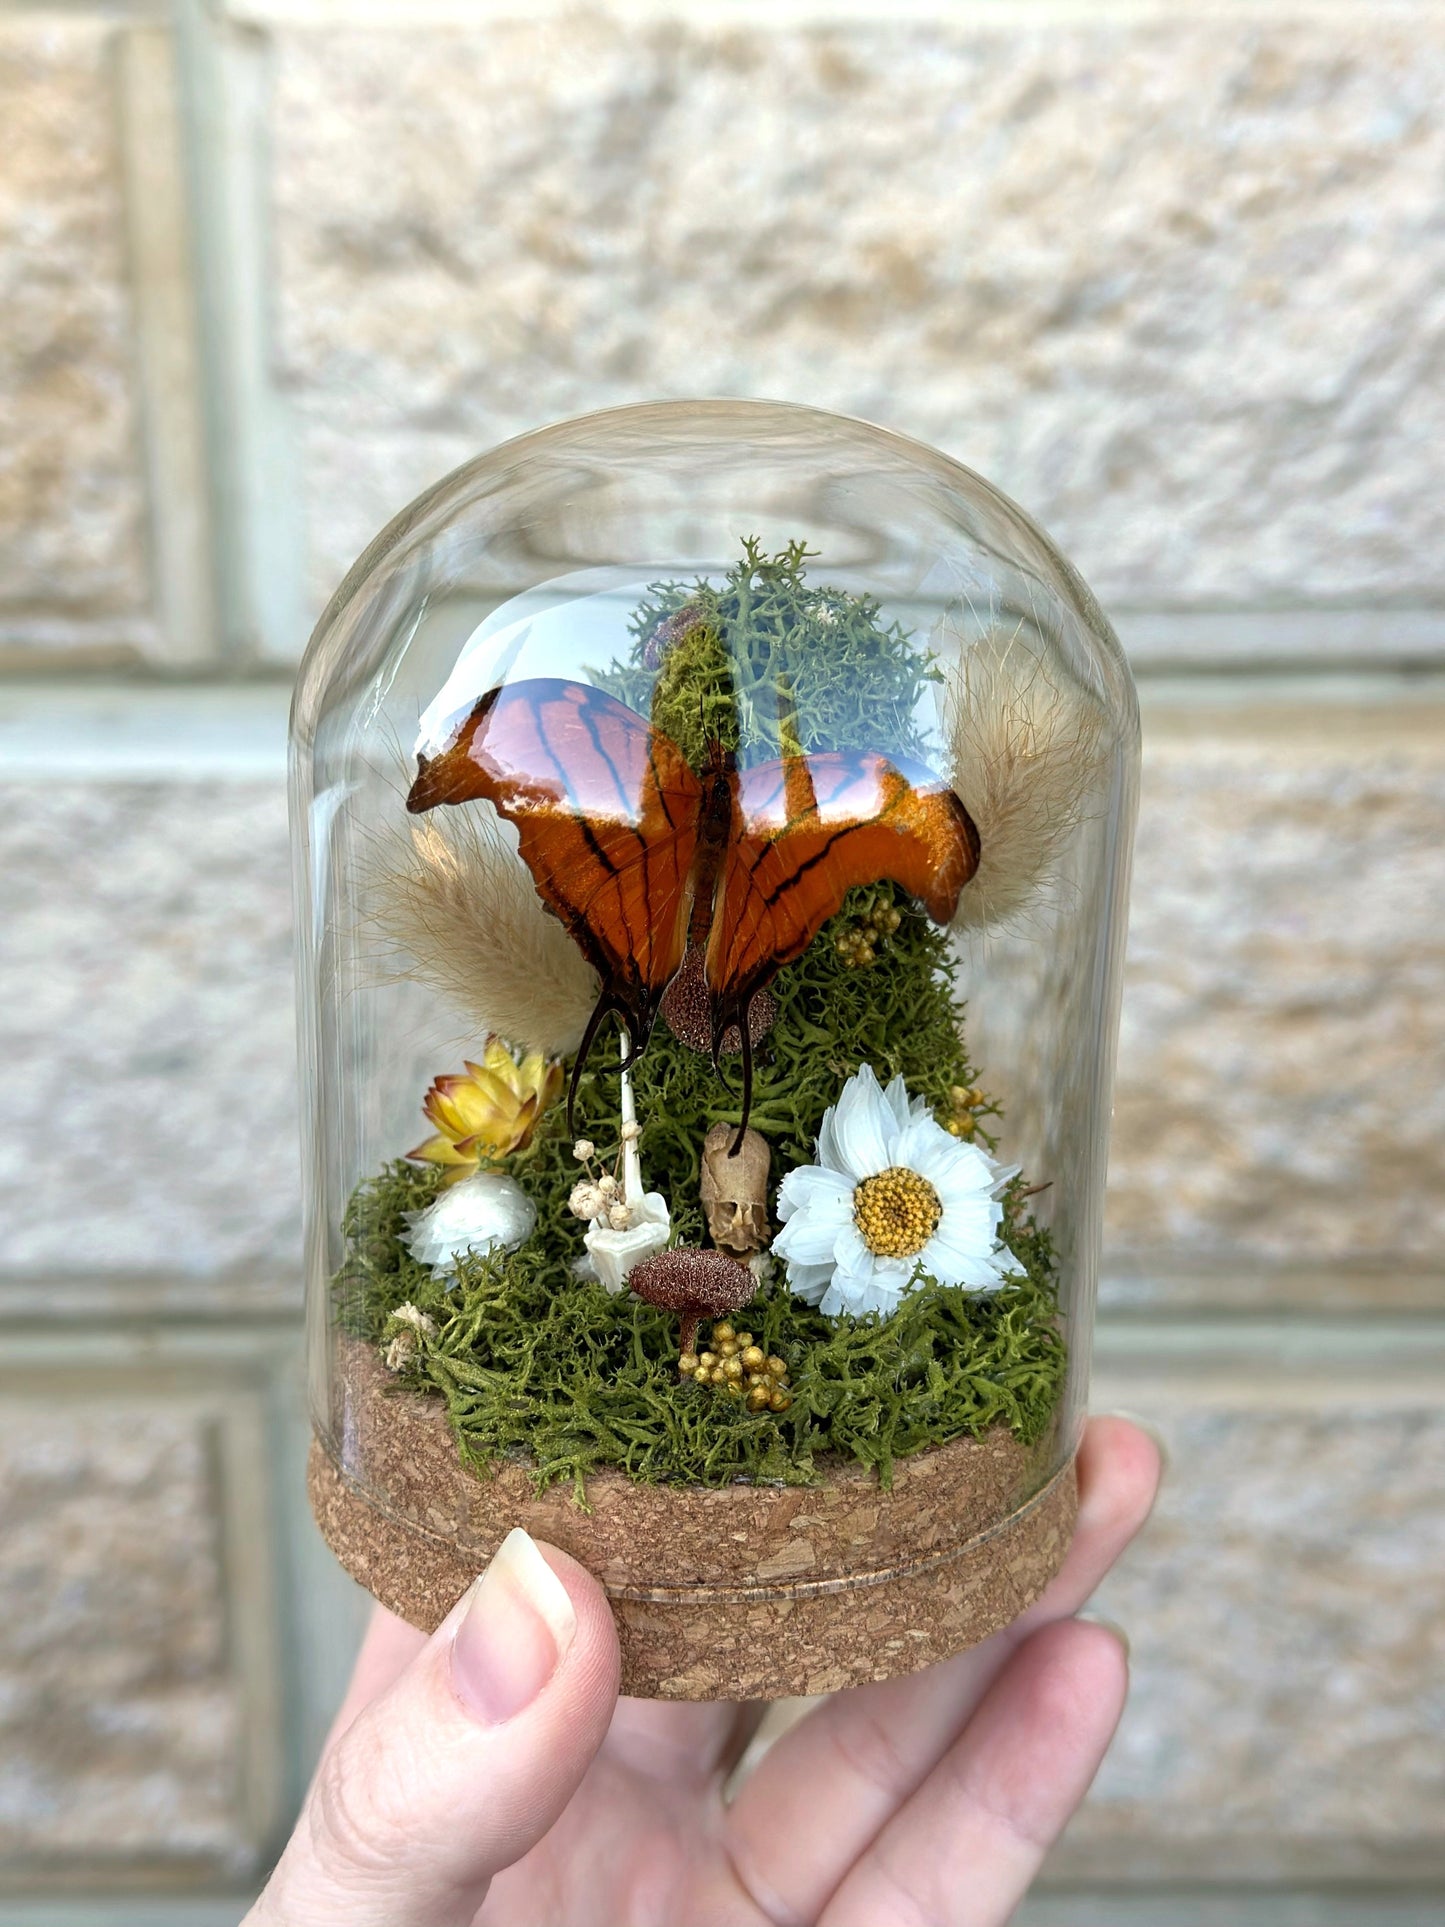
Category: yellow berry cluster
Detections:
[
  {"x1": 945, "y1": 1084, "x2": 988, "y2": 1139},
  {"x1": 833, "y1": 896, "x2": 902, "y2": 969},
  {"x1": 679, "y1": 1324, "x2": 793, "y2": 1413}
]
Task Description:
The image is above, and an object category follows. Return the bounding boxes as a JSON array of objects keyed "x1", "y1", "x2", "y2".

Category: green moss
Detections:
[
  {"x1": 344, "y1": 1166, "x2": 1062, "y2": 1501},
  {"x1": 338, "y1": 540, "x2": 1065, "y2": 1497},
  {"x1": 338, "y1": 887, "x2": 1063, "y2": 1497},
  {"x1": 646, "y1": 608, "x2": 739, "y2": 773}
]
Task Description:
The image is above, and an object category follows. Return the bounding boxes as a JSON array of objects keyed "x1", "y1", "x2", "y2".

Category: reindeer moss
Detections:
[
  {"x1": 337, "y1": 887, "x2": 1063, "y2": 1497},
  {"x1": 591, "y1": 535, "x2": 939, "y2": 770}
]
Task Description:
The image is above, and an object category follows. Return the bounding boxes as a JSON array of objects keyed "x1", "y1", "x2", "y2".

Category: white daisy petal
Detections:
[
  {"x1": 774, "y1": 1178, "x2": 854, "y2": 1263},
  {"x1": 892, "y1": 1116, "x2": 994, "y2": 1191},
  {"x1": 822, "y1": 1226, "x2": 900, "y2": 1317},
  {"x1": 882, "y1": 1073, "x2": 913, "y2": 1133},
  {"x1": 924, "y1": 1196, "x2": 1010, "y2": 1290},
  {"x1": 785, "y1": 1259, "x2": 834, "y2": 1306},
  {"x1": 829, "y1": 1065, "x2": 896, "y2": 1178},
  {"x1": 831, "y1": 1218, "x2": 877, "y2": 1284},
  {"x1": 776, "y1": 1164, "x2": 854, "y2": 1224},
  {"x1": 815, "y1": 1100, "x2": 846, "y2": 1175}
]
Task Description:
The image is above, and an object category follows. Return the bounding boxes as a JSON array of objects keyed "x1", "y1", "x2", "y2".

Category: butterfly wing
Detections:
[
  {"x1": 407, "y1": 678, "x2": 702, "y2": 1052},
  {"x1": 706, "y1": 748, "x2": 979, "y2": 1025}
]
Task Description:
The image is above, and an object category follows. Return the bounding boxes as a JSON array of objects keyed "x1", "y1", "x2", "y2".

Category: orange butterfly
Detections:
[{"x1": 407, "y1": 679, "x2": 979, "y2": 1132}]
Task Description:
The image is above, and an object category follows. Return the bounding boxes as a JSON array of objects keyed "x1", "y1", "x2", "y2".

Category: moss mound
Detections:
[{"x1": 339, "y1": 890, "x2": 1063, "y2": 1497}]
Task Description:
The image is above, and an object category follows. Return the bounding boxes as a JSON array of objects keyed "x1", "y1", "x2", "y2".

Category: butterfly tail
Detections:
[
  {"x1": 566, "y1": 987, "x2": 663, "y2": 1140},
  {"x1": 567, "y1": 991, "x2": 621, "y2": 1142}
]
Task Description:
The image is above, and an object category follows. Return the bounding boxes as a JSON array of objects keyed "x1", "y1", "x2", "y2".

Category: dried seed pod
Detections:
[
  {"x1": 700, "y1": 1122, "x2": 772, "y2": 1258},
  {"x1": 661, "y1": 946, "x2": 776, "y2": 1056}
]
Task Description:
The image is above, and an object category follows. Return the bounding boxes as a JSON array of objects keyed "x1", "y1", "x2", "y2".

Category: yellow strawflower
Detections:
[{"x1": 407, "y1": 1039, "x2": 563, "y2": 1183}]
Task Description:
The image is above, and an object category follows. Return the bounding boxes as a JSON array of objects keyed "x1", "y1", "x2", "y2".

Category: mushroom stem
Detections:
[{"x1": 678, "y1": 1312, "x2": 700, "y2": 1361}]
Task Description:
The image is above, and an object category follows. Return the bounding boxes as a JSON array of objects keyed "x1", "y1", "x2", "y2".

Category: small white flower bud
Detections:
[
  {"x1": 597, "y1": 1172, "x2": 620, "y2": 1199},
  {"x1": 568, "y1": 1181, "x2": 604, "y2": 1220},
  {"x1": 607, "y1": 1201, "x2": 634, "y2": 1230},
  {"x1": 620, "y1": 1120, "x2": 641, "y2": 1143},
  {"x1": 572, "y1": 1138, "x2": 595, "y2": 1162}
]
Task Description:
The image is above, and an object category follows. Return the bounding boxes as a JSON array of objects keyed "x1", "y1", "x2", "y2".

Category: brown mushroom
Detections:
[{"x1": 628, "y1": 1246, "x2": 757, "y2": 1365}]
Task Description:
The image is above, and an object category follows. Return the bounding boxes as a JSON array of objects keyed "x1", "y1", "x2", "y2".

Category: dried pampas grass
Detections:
[
  {"x1": 371, "y1": 808, "x2": 600, "y2": 1057},
  {"x1": 947, "y1": 634, "x2": 1110, "y2": 936}
]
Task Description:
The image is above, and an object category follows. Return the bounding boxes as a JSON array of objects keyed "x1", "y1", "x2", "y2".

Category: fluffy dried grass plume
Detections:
[
  {"x1": 371, "y1": 807, "x2": 600, "y2": 1056},
  {"x1": 946, "y1": 633, "x2": 1110, "y2": 935}
]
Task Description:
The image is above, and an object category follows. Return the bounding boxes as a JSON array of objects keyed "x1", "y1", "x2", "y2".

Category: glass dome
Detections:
[{"x1": 292, "y1": 399, "x2": 1138, "y2": 1701}]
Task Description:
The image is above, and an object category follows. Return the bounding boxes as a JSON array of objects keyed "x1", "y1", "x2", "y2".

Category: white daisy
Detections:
[{"x1": 774, "y1": 1064, "x2": 1021, "y2": 1319}]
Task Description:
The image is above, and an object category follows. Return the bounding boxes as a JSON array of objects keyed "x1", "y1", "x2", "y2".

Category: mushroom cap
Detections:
[{"x1": 628, "y1": 1246, "x2": 756, "y2": 1317}]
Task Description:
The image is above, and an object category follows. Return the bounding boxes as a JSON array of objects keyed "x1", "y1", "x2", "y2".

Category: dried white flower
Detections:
[
  {"x1": 569, "y1": 1181, "x2": 605, "y2": 1221},
  {"x1": 382, "y1": 1302, "x2": 437, "y2": 1372},
  {"x1": 597, "y1": 1172, "x2": 620, "y2": 1199},
  {"x1": 620, "y1": 1120, "x2": 641, "y2": 1143},
  {"x1": 403, "y1": 1170, "x2": 537, "y2": 1277},
  {"x1": 388, "y1": 1302, "x2": 437, "y2": 1338},
  {"x1": 572, "y1": 1138, "x2": 596, "y2": 1162},
  {"x1": 607, "y1": 1200, "x2": 634, "y2": 1231}
]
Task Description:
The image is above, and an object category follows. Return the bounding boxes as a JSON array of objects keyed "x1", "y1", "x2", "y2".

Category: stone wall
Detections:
[{"x1": 1, "y1": 3, "x2": 1441, "y2": 1919}]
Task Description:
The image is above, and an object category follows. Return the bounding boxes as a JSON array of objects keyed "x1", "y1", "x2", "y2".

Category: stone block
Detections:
[
  {"x1": 1105, "y1": 694, "x2": 1445, "y2": 1302},
  {"x1": 1060, "y1": 1333, "x2": 1445, "y2": 1882},
  {"x1": 0, "y1": 18, "x2": 151, "y2": 657},
  {"x1": 0, "y1": 780, "x2": 300, "y2": 1278},
  {"x1": 0, "y1": 1363, "x2": 281, "y2": 1879},
  {"x1": 270, "y1": 13, "x2": 1445, "y2": 629}
]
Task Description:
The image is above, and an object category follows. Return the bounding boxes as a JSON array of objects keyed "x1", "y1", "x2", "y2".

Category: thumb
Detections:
[{"x1": 248, "y1": 1529, "x2": 620, "y2": 1927}]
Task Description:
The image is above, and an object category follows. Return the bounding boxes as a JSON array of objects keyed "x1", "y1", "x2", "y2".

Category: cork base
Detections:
[{"x1": 310, "y1": 1337, "x2": 1077, "y2": 1700}]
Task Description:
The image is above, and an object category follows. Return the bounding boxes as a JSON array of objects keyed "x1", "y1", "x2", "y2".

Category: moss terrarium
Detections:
[{"x1": 292, "y1": 401, "x2": 1138, "y2": 1700}]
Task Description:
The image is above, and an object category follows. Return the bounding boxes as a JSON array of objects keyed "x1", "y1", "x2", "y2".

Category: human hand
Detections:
[{"x1": 247, "y1": 1416, "x2": 1159, "y2": 1927}]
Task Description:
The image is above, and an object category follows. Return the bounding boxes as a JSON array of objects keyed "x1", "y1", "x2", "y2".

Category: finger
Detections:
[
  {"x1": 820, "y1": 1619, "x2": 1129, "y2": 1927},
  {"x1": 603, "y1": 1697, "x2": 768, "y2": 1786},
  {"x1": 321, "y1": 1604, "x2": 427, "y2": 1758},
  {"x1": 246, "y1": 1531, "x2": 620, "y2": 1927},
  {"x1": 728, "y1": 1417, "x2": 1158, "y2": 1924}
]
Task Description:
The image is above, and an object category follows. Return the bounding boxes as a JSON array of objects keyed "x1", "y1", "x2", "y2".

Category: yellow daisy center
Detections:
[{"x1": 853, "y1": 1166, "x2": 942, "y2": 1259}]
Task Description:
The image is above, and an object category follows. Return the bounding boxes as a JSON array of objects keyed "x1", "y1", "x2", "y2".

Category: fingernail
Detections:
[
  {"x1": 450, "y1": 1528, "x2": 576, "y2": 1724},
  {"x1": 1080, "y1": 1613, "x2": 1131, "y2": 1661},
  {"x1": 1101, "y1": 1409, "x2": 1170, "y2": 1476}
]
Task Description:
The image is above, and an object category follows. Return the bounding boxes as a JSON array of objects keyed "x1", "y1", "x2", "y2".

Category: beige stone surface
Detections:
[
  {"x1": 0, "y1": 1398, "x2": 251, "y2": 1873},
  {"x1": 0, "y1": 781, "x2": 300, "y2": 1277},
  {"x1": 1106, "y1": 698, "x2": 1445, "y2": 1288},
  {"x1": 272, "y1": 14, "x2": 1445, "y2": 622},
  {"x1": 1062, "y1": 1349, "x2": 1445, "y2": 1880},
  {"x1": 0, "y1": 17, "x2": 150, "y2": 649}
]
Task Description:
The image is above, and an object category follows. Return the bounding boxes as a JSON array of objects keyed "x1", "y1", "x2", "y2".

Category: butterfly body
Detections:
[{"x1": 407, "y1": 677, "x2": 979, "y2": 1131}]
